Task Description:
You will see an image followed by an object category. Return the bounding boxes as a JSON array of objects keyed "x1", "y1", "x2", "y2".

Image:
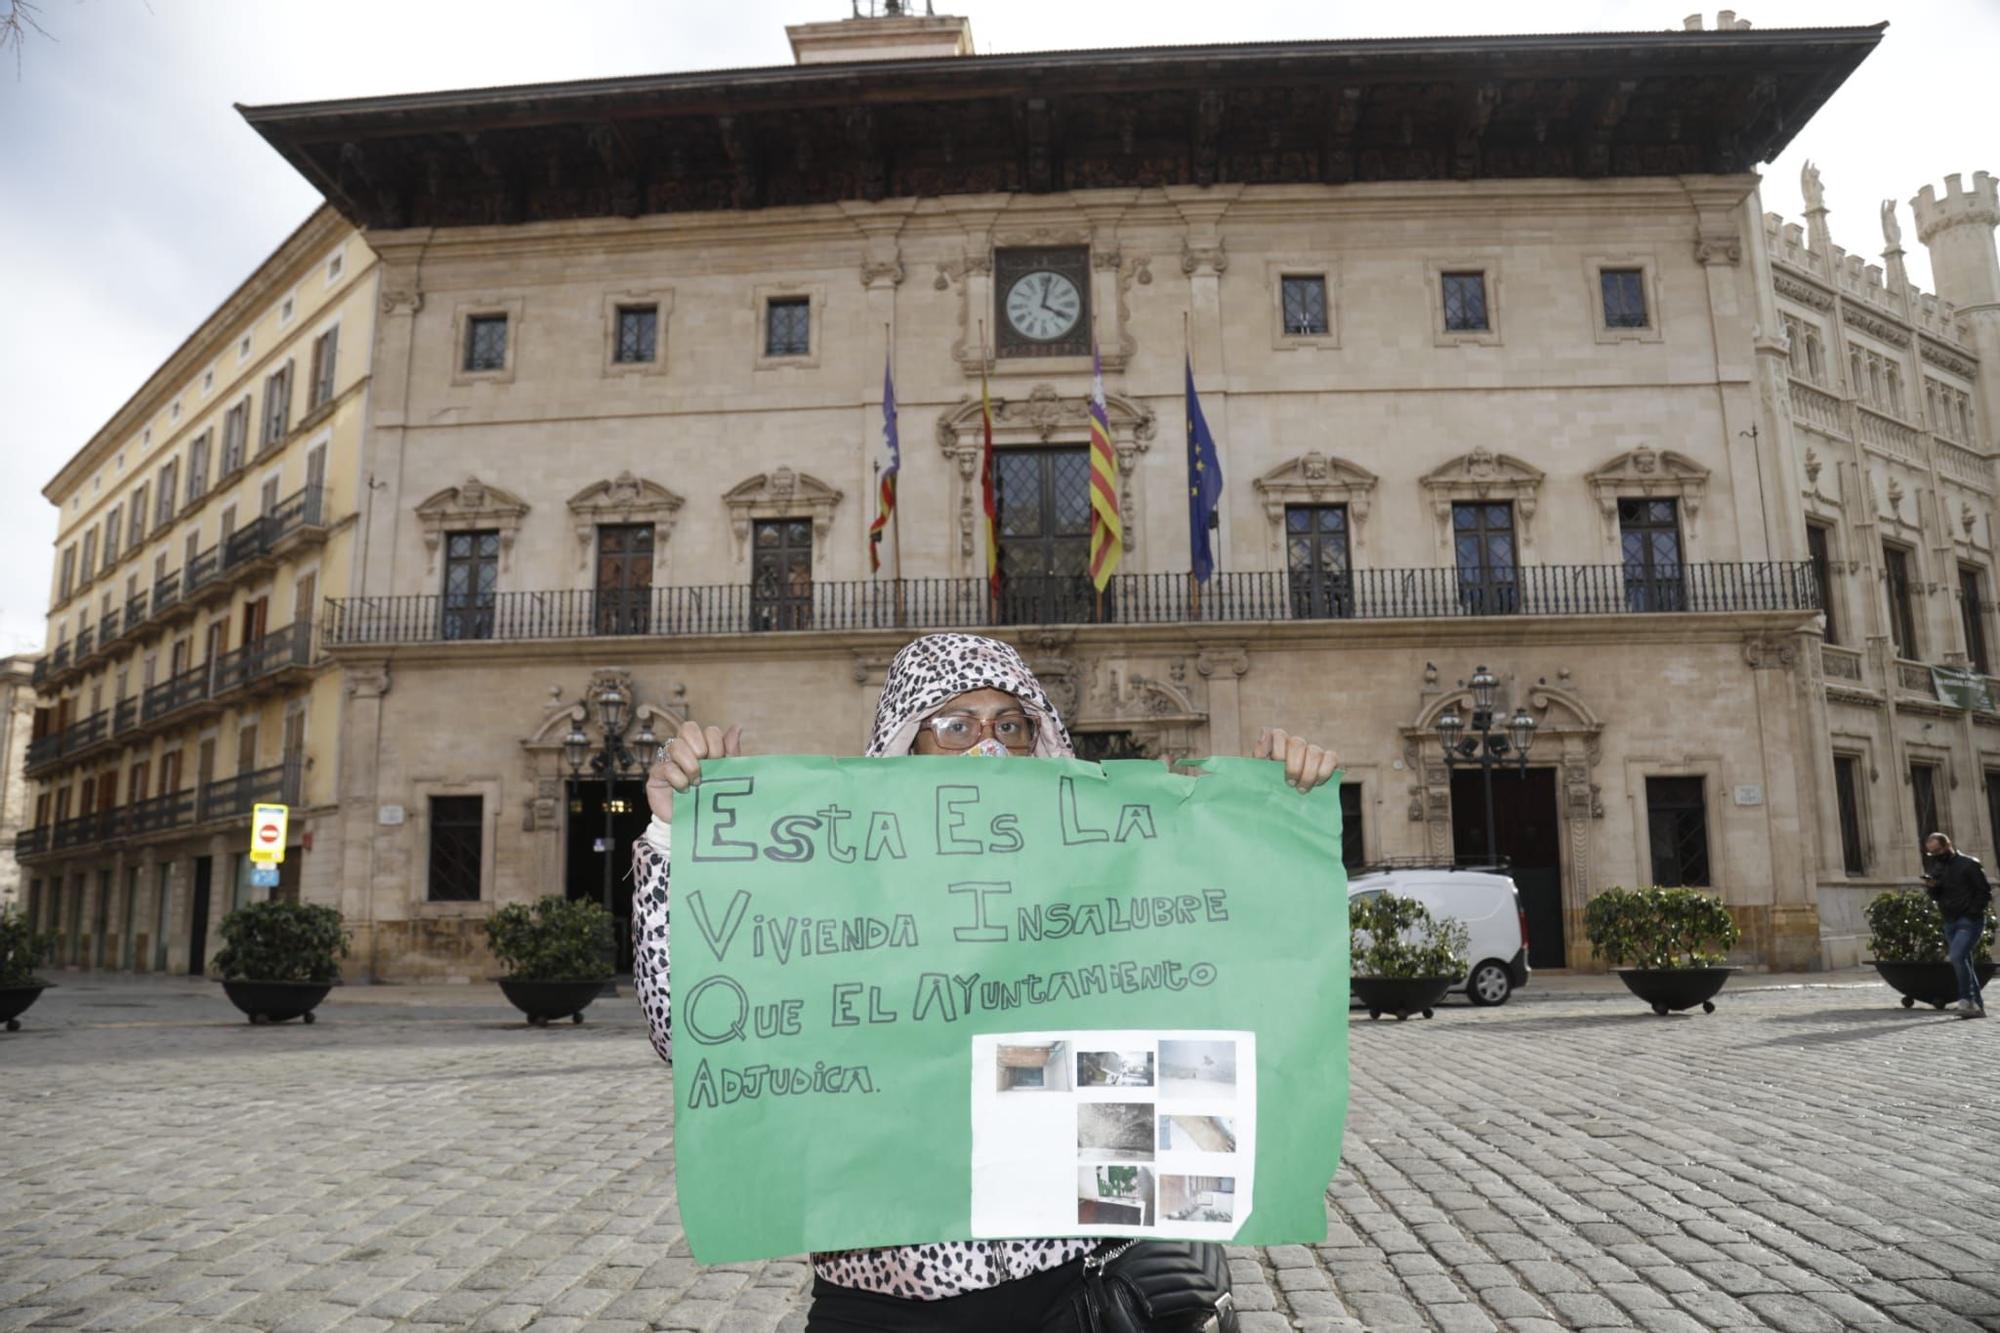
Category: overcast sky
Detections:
[{"x1": 0, "y1": 0, "x2": 1992, "y2": 654}]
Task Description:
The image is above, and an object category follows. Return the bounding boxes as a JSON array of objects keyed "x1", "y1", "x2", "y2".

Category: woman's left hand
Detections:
[{"x1": 1253, "y1": 728, "x2": 1340, "y2": 792}]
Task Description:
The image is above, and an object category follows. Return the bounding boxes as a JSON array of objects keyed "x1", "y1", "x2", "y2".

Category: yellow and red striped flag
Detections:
[
  {"x1": 1087, "y1": 341, "x2": 1122, "y2": 591},
  {"x1": 980, "y1": 364, "x2": 1001, "y2": 601}
]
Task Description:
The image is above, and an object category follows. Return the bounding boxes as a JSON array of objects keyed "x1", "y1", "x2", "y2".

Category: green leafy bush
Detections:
[
  {"x1": 212, "y1": 901, "x2": 349, "y2": 983},
  {"x1": 0, "y1": 905, "x2": 57, "y2": 987},
  {"x1": 1350, "y1": 893, "x2": 1469, "y2": 980},
  {"x1": 1584, "y1": 886, "x2": 1738, "y2": 970},
  {"x1": 484, "y1": 896, "x2": 614, "y2": 981},
  {"x1": 1866, "y1": 888, "x2": 1996, "y2": 963}
]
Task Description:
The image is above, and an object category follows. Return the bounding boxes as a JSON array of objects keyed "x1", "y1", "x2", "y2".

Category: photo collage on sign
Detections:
[{"x1": 970, "y1": 1030, "x2": 1253, "y2": 1241}]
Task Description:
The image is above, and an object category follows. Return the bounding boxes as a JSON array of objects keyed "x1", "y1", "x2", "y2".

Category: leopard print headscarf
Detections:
[{"x1": 866, "y1": 633, "x2": 1075, "y2": 759}]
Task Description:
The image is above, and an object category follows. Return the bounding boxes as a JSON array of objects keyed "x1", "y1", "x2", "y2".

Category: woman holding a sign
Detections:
[{"x1": 633, "y1": 633, "x2": 1337, "y2": 1332}]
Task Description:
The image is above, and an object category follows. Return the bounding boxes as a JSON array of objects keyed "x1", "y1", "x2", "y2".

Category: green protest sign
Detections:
[{"x1": 670, "y1": 755, "x2": 1348, "y2": 1264}]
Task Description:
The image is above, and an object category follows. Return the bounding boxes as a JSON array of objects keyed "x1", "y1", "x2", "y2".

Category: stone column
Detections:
[
  {"x1": 1195, "y1": 646, "x2": 1249, "y2": 760},
  {"x1": 336, "y1": 662, "x2": 391, "y2": 979}
]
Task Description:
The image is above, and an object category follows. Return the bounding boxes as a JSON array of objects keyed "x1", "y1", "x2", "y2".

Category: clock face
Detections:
[{"x1": 1005, "y1": 271, "x2": 1084, "y2": 342}]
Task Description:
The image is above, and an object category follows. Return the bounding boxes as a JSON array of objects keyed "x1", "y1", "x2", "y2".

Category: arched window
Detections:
[
  {"x1": 1850, "y1": 349, "x2": 1865, "y2": 398},
  {"x1": 1806, "y1": 331, "x2": 1824, "y2": 383},
  {"x1": 1784, "y1": 319, "x2": 1805, "y2": 377},
  {"x1": 1887, "y1": 366, "x2": 1903, "y2": 416},
  {"x1": 1868, "y1": 357, "x2": 1883, "y2": 408}
]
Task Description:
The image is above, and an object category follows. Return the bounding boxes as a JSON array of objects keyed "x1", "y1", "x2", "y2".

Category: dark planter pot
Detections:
[
  {"x1": 497, "y1": 977, "x2": 608, "y2": 1027},
  {"x1": 1352, "y1": 975, "x2": 1457, "y2": 1021},
  {"x1": 0, "y1": 983, "x2": 49, "y2": 1032},
  {"x1": 219, "y1": 979, "x2": 335, "y2": 1025},
  {"x1": 1870, "y1": 959, "x2": 1998, "y2": 1010},
  {"x1": 1616, "y1": 967, "x2": 1735, "y2": 1016}
]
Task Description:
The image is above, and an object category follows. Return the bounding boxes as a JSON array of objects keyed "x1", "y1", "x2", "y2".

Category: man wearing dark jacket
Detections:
[{"x1": 1922, "y1": 832, "x2": 1992, "y2": 1018}]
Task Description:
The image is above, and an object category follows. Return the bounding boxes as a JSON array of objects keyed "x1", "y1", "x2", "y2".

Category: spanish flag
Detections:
[
  {"x1": 867, "y1": 357, "x2": 900, "y2": 573},
  {"x1": 1087, "y1": 341, "x2": 1122, "y2": 591}
]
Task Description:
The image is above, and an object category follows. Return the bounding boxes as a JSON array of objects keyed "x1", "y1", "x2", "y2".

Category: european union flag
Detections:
[{"x1": 1186, "y1": 356, "x2": 1223, "y2": 582}]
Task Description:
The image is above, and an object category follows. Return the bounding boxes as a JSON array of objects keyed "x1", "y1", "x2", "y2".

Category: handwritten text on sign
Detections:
[{"x1": 668, "y1": 756, "x2": 1347, "y2": 1264}]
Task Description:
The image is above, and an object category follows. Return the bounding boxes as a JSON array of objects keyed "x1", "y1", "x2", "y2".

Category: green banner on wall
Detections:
[{"x1": 670, "y1": 755, "x2": 1349, "y2": 1264}]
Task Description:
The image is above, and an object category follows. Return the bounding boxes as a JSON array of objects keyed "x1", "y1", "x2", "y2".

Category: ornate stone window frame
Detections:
[
  {"x1": 566, "y1": 472, "x2": 685, "y2": 575},
  {"x1": 753, "y1": 284, "x2": 825, "y2": 372},
  {"x1": 1585, "y1": 446, "x2": 1709, "y2": 551},
  {"x1": 415, "y1": 476, "x2": 530, "y2": 575},
  {"x1": 601, "y1": 289, "x2": 673, "y2": 378},
  {"x1": 1265, "y1": 259, "x2": 1340, "y2": 351},
  {"x1": 722, "y1": 467, "x2": 843, "y2": 562},
  {"x1": 450, "y1": 297, "x2": 524, "y2": 386},
  {"x1": 1426, "y1": 255, "x2": 1503, "y2": 347},
  {"x1": 1419, "y1": 447, "x2": 1544, "y2": 563},
  {"x1": 410, "y1": 778, "x2": 501, "y2": 915},
  {"x1": 933, "y1": 382, "x2": 1156, "y2": 573},
  {"x1": 1252, "y1": 452, "x2": 1378, "y2": 565},
  {"x1": 1583, "y1": 253, "x2": 1664, "y2": 344}
]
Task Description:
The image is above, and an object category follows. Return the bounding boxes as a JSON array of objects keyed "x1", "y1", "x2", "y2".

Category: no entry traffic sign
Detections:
[{"x1": 250, "y1": 803, "x2": 290, "y2": 865}]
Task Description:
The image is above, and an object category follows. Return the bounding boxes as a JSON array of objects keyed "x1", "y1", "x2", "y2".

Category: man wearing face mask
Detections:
[
  {"x1": 1921, "y1": 831, "x2": 1992, "y2": 1018},
  {"x1": 627, "y1": 632, "x2": 1338, "y2": 1331}
]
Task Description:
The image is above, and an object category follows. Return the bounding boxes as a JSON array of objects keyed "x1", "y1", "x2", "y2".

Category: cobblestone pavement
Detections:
[{"x1": 3, "y1": 974, "x2": 1998, "y2": 1332}]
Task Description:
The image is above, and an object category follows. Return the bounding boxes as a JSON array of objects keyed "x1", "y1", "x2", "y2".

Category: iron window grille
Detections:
[
  {"x1": 1645, "y1": 776, "x2": 1711, "y2": 887},
  {"x1": 765, "y1": 298, "x2": 811, "y2": 357},
  {"x1": 464, "y1": 315, "x2": 509, "y2": 372},
  {"x1": 1600, "y1": 268, "x2": 1648, "y2": 329},
  {"x1": 1441, "y1": 271, "x2": 1489, "y2": 332},
  {"x1": 1280, "y1": 275, "x2": 1328, "y2": 336},
  {"x1": 615, "y1": 305, "x2": 659, "y2": 364},
  {"x1": 427, "y1": 795, "x2": 484, "y2": 902}
]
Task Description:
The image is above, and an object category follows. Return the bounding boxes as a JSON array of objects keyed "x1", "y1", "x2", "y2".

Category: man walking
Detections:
[{"x1": 1922, "y1": 832, "x2": 1992, "y2": 1018}]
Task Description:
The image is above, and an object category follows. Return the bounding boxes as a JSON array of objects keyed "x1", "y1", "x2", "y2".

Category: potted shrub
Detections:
[
  {"x1": 484, "y1": 895, "x2": 615, "y2": 1027},
  {"x1": 0, "y1": 905, "x2": 57, "y2": 1032},
  {"x1": 1865, "y1": 887, "x2": 1998, "y2": 1009},
  {"x1": 1350, "y1": 892, "x2": 1469, "y2": 1021},
  {"x1": 212, "y1": 901, "x2": 349, "y2": 1024},
  {"x1": 1584, "y1": 886, "x2": 1739, "y2": 1015}
]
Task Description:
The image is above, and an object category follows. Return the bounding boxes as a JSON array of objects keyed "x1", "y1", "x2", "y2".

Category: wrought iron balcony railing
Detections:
[
  {"x1": 16, "y1": 760, "x2": 303, "y2": 859},
  {"x1": 324, "y1": 562, "x2": 1820, "y2": 646}
]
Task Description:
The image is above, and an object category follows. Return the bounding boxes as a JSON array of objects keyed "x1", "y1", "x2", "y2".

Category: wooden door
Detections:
[
  {"x1": 292, "y1": 572, "x2": 316, "y2": 633},
  {"x1": 237, "y1": 724, "x2": 259, "y2": 776},
  {"x1": 594, "y1": 525, "x2": 654, "y2": 634},
  {"x1": 242, "y1": 597, "x2": 268, "y2": 646}
]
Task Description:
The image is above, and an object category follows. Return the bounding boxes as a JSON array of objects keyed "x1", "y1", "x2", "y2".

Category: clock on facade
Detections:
[{"x1": 993, "y1": 246, "x2": 1091, "y2": 358}]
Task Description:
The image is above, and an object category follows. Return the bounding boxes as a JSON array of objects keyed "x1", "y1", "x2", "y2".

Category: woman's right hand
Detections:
[{"x1": 646, "y1": 720, "x2": 746, "y2": 823}]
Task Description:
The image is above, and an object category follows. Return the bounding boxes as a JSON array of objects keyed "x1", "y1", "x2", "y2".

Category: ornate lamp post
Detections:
[
  {"x1": 1435, "y1": 665, "x2": 1537, "y2": 865},
  {"x1": 564, "y1": 685, "x2": 662, "y2": 991}
]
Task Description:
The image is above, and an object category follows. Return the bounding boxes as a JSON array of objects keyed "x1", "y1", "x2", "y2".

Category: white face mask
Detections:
[{"x1": 962, "y1": 738, "x2": 1012, "y2": 759}]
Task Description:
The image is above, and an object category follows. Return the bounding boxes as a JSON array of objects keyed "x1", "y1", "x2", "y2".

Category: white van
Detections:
[{"x1": 1348, "y1": 868, "x2": 1531, "y2": 1005}]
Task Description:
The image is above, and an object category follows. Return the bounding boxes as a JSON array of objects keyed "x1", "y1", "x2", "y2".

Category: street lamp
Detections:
[
  {"x1": 1435, "y1": 664, "x2": 1537, "y2": 865},
  {"x1": 564, "y1": 688, "x2": 662, "y2": 992}
]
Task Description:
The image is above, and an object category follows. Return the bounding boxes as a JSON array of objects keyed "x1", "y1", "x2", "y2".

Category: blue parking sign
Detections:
[{"x1": 250, "y1": 865, "x2": 281, "y2": 889}]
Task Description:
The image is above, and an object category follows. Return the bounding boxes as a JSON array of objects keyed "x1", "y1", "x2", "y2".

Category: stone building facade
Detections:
[
  {"x1": 228, "y1": 12, "x2": 1896, "y2": 979},
  {"x1": 1767, "y1": 168, "x2": 2000, "y2": 963},
  {"x1": 0, "y1": 655, "x2": 37, "y2": 908},
  {"x1": 15, "y1": 208, "x2": 375, "y2": 975}
]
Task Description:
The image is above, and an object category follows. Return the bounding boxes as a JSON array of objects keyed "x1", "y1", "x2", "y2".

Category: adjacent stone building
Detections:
[
  {"x1": 1768, "y1": 168, "x2": 2000, "y2": 963},
  {"x1": 15, "y1": 208, "x2": 375, "y2": 973},
  {"x1": 229, "y1": 11, "x2": 1898, "y2": 979},
  {"x1": 0, "y1": 655, "x2": 37, "y2": 909}
]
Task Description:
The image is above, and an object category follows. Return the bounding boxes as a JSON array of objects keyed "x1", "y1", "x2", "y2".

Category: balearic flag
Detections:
[
  {"x1": 1087, "y1": 341, "x2": 1122, "y2": 591},
  {"x1": 868, "y1": 357, "x2": 900, "y2": 573},
  {"x1": 980, "y1": 365, "x2": 1001, "y2": 600},
  {"x1": 1186, "y1": 354, "x2": 1223, "y2": 583}
]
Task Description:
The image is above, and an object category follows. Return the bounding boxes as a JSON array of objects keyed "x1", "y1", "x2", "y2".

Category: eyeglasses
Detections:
[{"x1": 924, "y1": 711, "x2": 1035, "y2": 753}]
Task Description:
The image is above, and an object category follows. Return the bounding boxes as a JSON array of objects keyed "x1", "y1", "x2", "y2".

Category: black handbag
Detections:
[{"x1": 1043, "y1": 1240, "x2": 1239, "y2": 1333}]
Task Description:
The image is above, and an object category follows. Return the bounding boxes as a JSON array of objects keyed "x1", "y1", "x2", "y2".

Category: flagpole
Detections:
[
  {"x1": 978, "y1": 319, "x2": 994, "y2": 623},
  {"x1": 1092, "y1": 321, "x2": 1105, "y2": 627},
  {"x1": 886, "y1": 322, "x2": 905, "y2": 628},
  {"x1": 1186, "y1": 311, "x2": 1200, "y2": 624}
]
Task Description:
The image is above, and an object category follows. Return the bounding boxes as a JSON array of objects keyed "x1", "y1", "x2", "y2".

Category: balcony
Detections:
[
  {"x1": 151, "y1": 571, "x2": 186, "y2": 621},
  {"x1": 141, "y1": 661, "x2": 219, "y2": 728},
  {"x1": 184, "y1": 544, "x2": 226, "y2": 608},
  {"x1": 225, "y1": 485, "x2": 328, "y2": 576},
  {"x1": 324, "y1": 562, "x2": 1821, "y2": 647},
  {"x1": 15, "y1": 761, "x2": 302, "y2": 862},
  {"x1": 1857, "y1": 405, "x2": 1924, "y2": 464},
  {"x1": 212, "y1": 623, "x2": 313, "y2": 699},
  {"x1": 24, "y1": 708, "x2": 111, "y2": 778},
  {"x1": 31, "y1": 657, "x2": 49, "y2": 688}
]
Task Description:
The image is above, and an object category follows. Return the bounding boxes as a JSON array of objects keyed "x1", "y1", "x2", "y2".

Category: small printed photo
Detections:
[
  {"x1": 1077, "y1": 1049, "x2": 1156, "y2": 1089},
  {"x1": 996, "y1": 1041, "x2": 1073, "y2": 1092},
  {"x1": 1159, "y1": 1039, "x2": 1238, "y2": 1099},
  {"x1": 1157, "y1": 1114, "x2": 1237, "y2": 1154},
  {"x1": 1077, "y1": 1102, "x2": 1156, "y2": 1162},
  {"x1": 1160, "y1": 1174, "x2": 1235, "y2": 1224},
  {"x1": 1077, "y1": 1165, "x2": 1155, "y2": 1227}
]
